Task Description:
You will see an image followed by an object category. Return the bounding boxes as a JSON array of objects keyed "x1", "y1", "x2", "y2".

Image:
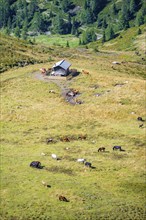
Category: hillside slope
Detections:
[{"x1": 1, "y1": 48, "x2": 145, "y2": 220}]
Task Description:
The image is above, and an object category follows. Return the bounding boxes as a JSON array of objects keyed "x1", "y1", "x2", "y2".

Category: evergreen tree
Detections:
[
  {"x1": 85, "y1": 8, "x2": 93, "y2": 24},
  {"x1": 137, "y1": 28, "x2": 142, "y2": 35},
  {"x1": 102, "y1": 17, "x2": 107, "y2": 29},
  {"x1": 102, "y1": 30, "x2": 106, "y2": 43},
  {"x1": 106, "y1": 25, "x2": 114, "y2": 41},
  {"x1": 66, "y1": 40, "x2": 69, "y2": 47},
  {"x1": 79, "y1": 38, "x2": 82, "y2": 45},
  {"x1": 135, "y1": 10, "x2": 144, "y2": 26},
  {"x1": 53, "y1": 14, "x2": 65, "y2": 34},
  {"x1": 130, "y1": 0, "x2": 136, "y2": 15},
  {"x1": 111, "y1": 2, "x2": 117, "y2": 15},
  {"x1": 81, "y1": 28, "x2": 96, "y2": 44},
  {"x1": 14, "y1": 26, "x2": 21, "y2": 38},
  {"x1": 71, "y1": 18, "x2": 76, "y2": 35},
  {"x1": 30, "y1": 12, "x2": 42, "y2": 32},
  {"x1": 28, "y1": 0, "x2": 38, "y2": 20},
  {"x1": 0, "y1": 0, "x2": 10, "y2": 28},
  {"x1": 62, "y1": 0, "x2": 72, "y2": 12},
  {"x1": 118, "y1": 2, "x2": 130, "y2": 30},
  {"x1": 21, "y1": 19, "x2": 28, "y2": 40},
  {"x1": 84, "y1": 0, "x2": 90, "y2": 10}
]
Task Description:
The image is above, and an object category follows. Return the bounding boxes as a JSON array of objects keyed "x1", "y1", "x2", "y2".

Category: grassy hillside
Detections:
[
  {"x1": 0, "y1": 33, "x2": 57, "y2": 73},
  {"x1": 101, "y1": 25, "x2": 146, "y2": 52},
  {"x1": 1, "y1": 48, "x2": 145, "y2": 219}
]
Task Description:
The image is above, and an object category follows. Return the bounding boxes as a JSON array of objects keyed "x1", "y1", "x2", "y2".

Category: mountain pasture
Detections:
[{"x1": 0, "y1": 51, "x2": 145, "y2": 220}]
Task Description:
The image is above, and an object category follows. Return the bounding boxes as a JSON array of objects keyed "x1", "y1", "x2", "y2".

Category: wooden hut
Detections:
[{"x1": 51, "y1": 60, "x2": 71, "y2": 76}]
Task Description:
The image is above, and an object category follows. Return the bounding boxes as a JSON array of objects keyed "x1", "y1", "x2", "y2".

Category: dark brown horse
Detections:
[
  {"x1": 98, "y1": 147, "x2": 105, "y2": 152},
  {"x1": 60, "y1": 137, "x2": 70, "y2": 142},
  {"x1": 59, "y1": 196, "x2": 69, "y2": 202}
]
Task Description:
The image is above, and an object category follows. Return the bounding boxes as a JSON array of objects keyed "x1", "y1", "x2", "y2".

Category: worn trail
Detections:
[{"x1": 33, "y1": 72, "x2": 78, "y2": 105}]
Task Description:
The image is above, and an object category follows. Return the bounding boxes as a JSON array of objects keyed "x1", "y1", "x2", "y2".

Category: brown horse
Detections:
[
  {"x1": 60, "y1": 137, "x2": 70, "y2": 142},
  {"x1": 82, "y1": 70, "x2": 90, "y2": 75},
  {"x1": 98, "y1": 147, "x2": 105, "y2": 152},
  {"x1": 59, "y1": 196, "x2": 69, "y2": 202}
]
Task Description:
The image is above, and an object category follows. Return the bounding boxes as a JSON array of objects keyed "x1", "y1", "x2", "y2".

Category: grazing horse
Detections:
[
  {"x1": 30, "y1": 161, "x2": 42, "y2": 169},
  {"x1": 85, "y1": 162, "x2": 92, "y2": 168},
  {"x1": 137, "y1": 117, "x2": 145, "y2": 122},
  {"x1": 139, "y1": 124, "x2": 144, "y2": 128},
  {"x1": 78, "y1": 135, "x2": 87, "y2": 140},
  {"x1": 82, "y1": 70, "x2": 90, "y2": 75},
  {"x1": 60, "y1": 137, "x2": 70, "y2": 142},
  {"x1": 59, "y1": 196, "x2": 69, "y2": 202},
  {"x1": 77, "y1": 158, "x2": 86, "y2": 163},
  {"x1": 46, "y1": 138, "x2": 54, "y2": 144},
  {"x1": 40, "y1": 68, "x2": 47, "y2": 75},
  {"x1": 113, "y1": 146, "x2": 122, "y2": 151},
  {"x1": 98, "y1": 147, "x2": 105, "y2": 152}
]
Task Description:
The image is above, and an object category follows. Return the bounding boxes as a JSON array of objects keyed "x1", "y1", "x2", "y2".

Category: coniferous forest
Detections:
[{"x1": 0, "y1": 0, "x2": 146, "y2": 44}]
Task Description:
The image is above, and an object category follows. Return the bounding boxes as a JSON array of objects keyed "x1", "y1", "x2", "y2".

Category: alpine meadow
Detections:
[{"x1": 0, "y1": 0, "x2": 146, "y2": 220}]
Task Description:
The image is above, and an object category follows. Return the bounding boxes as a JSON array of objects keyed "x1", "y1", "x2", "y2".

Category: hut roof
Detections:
[{"x1": 53, "y1": 60, "x2": 71, "y2": 70}]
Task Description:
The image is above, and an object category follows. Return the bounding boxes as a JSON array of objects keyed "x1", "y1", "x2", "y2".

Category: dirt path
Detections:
[{"x1": 33, "y1": 72, "x2": 79, "y2": 105}]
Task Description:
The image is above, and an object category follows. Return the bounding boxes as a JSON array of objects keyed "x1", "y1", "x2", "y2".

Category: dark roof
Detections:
[{"x1": 53, "y1": 60, "x2": 71, "y2": 70}]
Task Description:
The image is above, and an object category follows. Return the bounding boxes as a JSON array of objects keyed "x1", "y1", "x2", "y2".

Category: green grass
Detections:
[
  {"x1": 34, "y1": 34, "x2": 79, "y2": 48},
  {"x1": 0, "y1": 47, "x2": 146, "y2": 220},
  {"x1": 101, "y1": 25, "x2": 146, "y2": 52}
]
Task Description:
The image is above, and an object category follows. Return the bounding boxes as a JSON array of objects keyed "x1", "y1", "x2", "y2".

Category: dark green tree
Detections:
[
  {"x1": 21, "y1": 19, "x2": 28, "y2": 40},
  {"x1": 79, "y1": 38, "x2": 82, "y2": 45},
  {"x1": 130, "y1": 0, "x2": 136, "y2": 15},
  {"x1": 111, "y1": 2, "x2": 117, "y2": 15},
  {"x1": 62, "y1": 0, "x2": 72, "y2": 12},
  {"x1": 137, "y1": 28, "x2": 142, "y2": 35},
  {"x1": 118, "y1": 2, "x2": 130, "y2": 30},
  {"x1": 82, "y1": 28, "x2": 96, "y2": 44},
  {"x1": 28, "y1": 0, "x2": 38, "y2": 20},
  {"x1": 135, "y1": 10, "x2": 144, "y2": 26},
  {"x1": 71, "y1": 18, "x2": 76, "y2": 35},
  {"x1": 102, "y1": 30, "x2": 106, "y2": 43},
  {"x1": 53, "y1": 14, "x2": 65, "y2": 34},
  {"x1": 102, "y1": 17, "x2": 107, "y2": 29},
  {"x1": 30, "y1": 12, "x2": 42, "y2": 32},
  {"x1": 84, "y1": 0, "x2": 90, "y2": 10},
  {"x1": 14, "y1": 26, "x2": 21, "y2": 38},
  {"x1": 85, "y1": 8, "x2": 93, "y2": 24},
  {"x1": 106, "y1": 25, "x2": 114, "y2": 41},
  {"x1": 66, "y1": 40, "x2": 69, "y2": 47},
  {"x1": 0, "y1": 0, "x2": 10, "y2": 28}
]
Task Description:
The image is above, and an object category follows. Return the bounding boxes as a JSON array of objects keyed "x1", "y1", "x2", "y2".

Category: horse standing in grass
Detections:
[
  {"x1": 59, "y1": 196, "x2": 69, "y2": 202},
  {"x1": 82, "y1": 70, "x2": 90, "y2": 75},
  {"x1": 98, "y1": 147, "x2": 105, "y2": 152},
  {"x1": 113, "y1": 146, "x2": 125, "y2": 151}
]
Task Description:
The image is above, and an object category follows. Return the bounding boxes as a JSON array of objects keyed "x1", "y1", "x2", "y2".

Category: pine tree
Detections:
[
  {"x1": 130, "y1": 0, "x2": 136, "y2": 15},
  {"x1": 118, "y1": 3, "x2": 130, "y2": 30},
  {"x1": 135, "y1": 10, "x2": 144, "y2": 26},
  {"x1": 79, "y1": 38, "x2": 82, "y2": 45},
  {"x1": 30, "y1": 12, "x2": 42, "y2": 32},
  {"x1": 106, "y1": 25, "x2": 114, "y2": 41},
  {"x1": 53, "y1": 14, "x2": 65, "y2": 34},
  {"x1": 85, "y1": 8, "x2": 93, "y2": 24},
  {"x1": 66, "y1": 40, "x2": 69, "y2": 47},
  {"x1": 14, "y1": 26, "x2": 21, "y2": 38},
  {"x1": 102, "y1": 30, "x2": 106, "y2": 43},
  {"x1": 137, "y1": 28, "x2": 142, "y2": 35},
  {"x1": 111, "y1": 2, "x2": 117, "y2": 15},
  {"x1": 71, "y1": 18, "x2": 76, "y2": 35},
  {"x1": 21, "y1": 20, "x2": 28, "y2": 40},
  {"x1": 102, "y1": 17, "x2": 107, "y2": 29}
]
